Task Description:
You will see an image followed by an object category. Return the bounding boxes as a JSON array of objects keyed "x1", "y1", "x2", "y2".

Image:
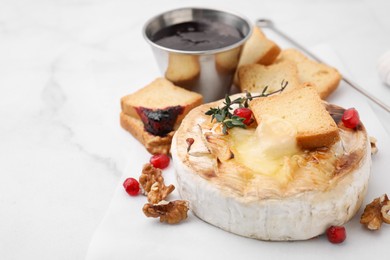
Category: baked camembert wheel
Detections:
[{"x1": 171, "y1": 87, "x2": 371, "y2": 241}]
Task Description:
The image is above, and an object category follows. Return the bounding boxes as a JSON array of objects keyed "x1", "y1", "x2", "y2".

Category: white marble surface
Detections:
[{"x1": 1, "y1": 0, "x2": 390, "y2": 259}]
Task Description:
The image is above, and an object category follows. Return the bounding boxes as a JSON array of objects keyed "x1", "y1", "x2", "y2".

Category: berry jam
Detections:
[
  {"x1": 136, "y1": 106, "x2": 184, "y2": 136},
  {"x1": 152, "y1": 21, "x2": 243, "y2": 52}
]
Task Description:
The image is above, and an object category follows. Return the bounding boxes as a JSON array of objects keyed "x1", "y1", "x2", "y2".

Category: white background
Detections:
[{"x1": 1, "y1": 0, "x2": 390, "y2": 259}]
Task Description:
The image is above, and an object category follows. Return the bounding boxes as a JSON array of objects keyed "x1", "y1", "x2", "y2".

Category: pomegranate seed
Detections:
[
  {"x1": 326, "y1": 226, "x2": 346, "y2": 244},
  {"x1": 233, "y1": 107, "x2": 253, "y2": 125},
  {"x1": 150, "y1": 154, "x2": 170, "y2": 169},
  {"x1": 342, "y1": 108, "x2": 360, "y2": 128},
  {"x1": 123, "y1": 178, "x2": 140, "y2": 196}
]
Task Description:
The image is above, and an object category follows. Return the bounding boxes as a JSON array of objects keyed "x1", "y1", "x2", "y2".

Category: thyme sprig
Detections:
[{"x1": 205, "y1": 80, "x2": 288, "y2": 134}]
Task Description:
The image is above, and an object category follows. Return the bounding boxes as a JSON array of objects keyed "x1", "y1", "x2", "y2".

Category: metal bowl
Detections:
[{"x1": 143, "y1": 7, "x2": 252, "y2": 102}]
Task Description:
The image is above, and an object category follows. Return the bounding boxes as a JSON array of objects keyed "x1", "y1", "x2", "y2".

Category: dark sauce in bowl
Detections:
[{"x1": 152, "y1": 21, "x2": 244, "y2": 51}]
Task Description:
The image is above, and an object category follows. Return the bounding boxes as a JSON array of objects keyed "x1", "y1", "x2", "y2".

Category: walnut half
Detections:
[
  {"x1": 143, "y1": 200, "x2": 189, "y2": 224},
  {"x1": 381, "y1": 201, "x2": 390, "y2": 224},
  {"x1": 139, "y1": 163, "x2": 164, "y2": 195},
  {"x1": 360, "y1": 194, "x2": 389, "y2": 230},
  {"x1": 139, "y1": 163, "x2": 175, "y2": 203},
  {"x1": 147, "y1": 181, "x2": 175, "y2": 204}
]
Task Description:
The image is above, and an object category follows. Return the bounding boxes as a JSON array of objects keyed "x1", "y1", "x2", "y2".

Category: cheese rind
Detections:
[
  {"x1": 171, "y1": 94, "x2": 371, "y2": 240},
  {"x1": 172, "y1": 134, "x2": 370, "y2": 240}
]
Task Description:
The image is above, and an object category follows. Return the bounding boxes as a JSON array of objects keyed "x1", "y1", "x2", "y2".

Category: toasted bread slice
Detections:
[
  {"x1": 120, "y1": 112, "x2": 173, "y2": 155},
  {"x1": 120, "y1": 78, "x2": 202, "y2": 154},
  {"x1": 238, "y1": 61, "x2": 301, "y2": 94},
  {"x1": 165, "y1": 53, "x2": 200, "y2": 85},
  {"x1": 249, "y1": 86, "x2": 339, "y2": 149},
  {"x1": 121, "y1": 78, "x2": 203, "y2": 126},
  {"x1": 233, "y1": 27, "x2": 281, "y2": 87},
  {"x1": 276, "y1": 48, "x2": 341, "y2": 99}
]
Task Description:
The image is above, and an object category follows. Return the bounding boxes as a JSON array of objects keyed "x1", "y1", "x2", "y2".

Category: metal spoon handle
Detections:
[{"x1": 256, "y1": 19, "x2": 390, "y2": 113}]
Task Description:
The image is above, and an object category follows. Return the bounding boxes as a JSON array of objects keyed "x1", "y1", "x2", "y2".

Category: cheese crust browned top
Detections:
[{"x1": 173, "y1": 95, "x2": 368, "y2": 202}]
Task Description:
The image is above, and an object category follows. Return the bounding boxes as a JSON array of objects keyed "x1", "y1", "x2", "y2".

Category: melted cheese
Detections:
[
  {"x1": 229, "y1": 115, "x2": 300, "y2": 180},
  {"x1": 199, "y1": 105, "x2": 362, "y2": 196},
  {"x1": 255, "y1": 115, "x2": 299, "y2": 158}
]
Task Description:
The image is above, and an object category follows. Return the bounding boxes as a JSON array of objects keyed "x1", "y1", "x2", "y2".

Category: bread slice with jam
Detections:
[
  {"x1": 120, "y1": 112, "x2": 174, "y2": 155},
  {"x1": 120, "y1": 78, "x2": 203, "y2": 154}
]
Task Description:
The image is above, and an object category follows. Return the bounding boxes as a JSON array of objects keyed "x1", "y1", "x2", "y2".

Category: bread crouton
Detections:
[
  {"x1": 238, "y1": 61, "x2": 301, "y2": 94},
  {"x1": 233, "y1": 27, "x2": 281, "y2": 87},
  {"x1": 276, "y1": 48, "x2": 341, "y2": 99},
  {"x1": 249, "y1": 86, "x2": 339, "y2": 149}
]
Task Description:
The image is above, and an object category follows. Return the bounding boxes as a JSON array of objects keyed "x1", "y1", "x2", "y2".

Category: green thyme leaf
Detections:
[
  {"x1": 205, "y1": 109, "x2": 216, "y2": 115},
  {"x1": 222, "y1": 124, "x2": 228, "y2": 135},
  {"x1": 215, "y1": 113, "x2": 224, "y2": 122}
]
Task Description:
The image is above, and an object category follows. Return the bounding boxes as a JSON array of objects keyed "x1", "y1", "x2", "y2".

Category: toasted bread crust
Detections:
[
  {"x1": 233, "y1": 27, "x2": 281, "y2": 87},
  {"x1": 120, "y1": 78, "x2": 203, "y2": 154},
  {"x1": 276, "y1": 48, "x2": 341, "y2": 99},
  {"x1": 249, "y1": 86, "x2": 340, "y2": 149},
  {"x1": 257, "y1": 44, "x2": 281, "y2": 65},
  {"x1": 120, "y1": 112, "x2": 173, "y2": 155},
  {"x1": 238, "y1": 61, "x2": 301, "y2": 93},
  {"x1": 121, "y1": 78, "x2": 203, "y2": 125}
]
